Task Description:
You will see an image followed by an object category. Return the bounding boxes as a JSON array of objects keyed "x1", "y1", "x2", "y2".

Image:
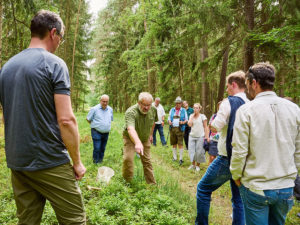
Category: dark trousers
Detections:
[
  {"x1": 184, "y1": 126, "x2": 191, "y2": 149},
  {"x1": 91, "y1": 128, "x2": 109, "y2": 163},
  {"x1": 153, "y1": 124, "x2": 166, "y2": 146}
]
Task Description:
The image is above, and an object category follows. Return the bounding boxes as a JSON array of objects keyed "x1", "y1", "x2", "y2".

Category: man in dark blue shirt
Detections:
[{"x1": 0, "y1": 10, "x2": 86, "y2": 224}]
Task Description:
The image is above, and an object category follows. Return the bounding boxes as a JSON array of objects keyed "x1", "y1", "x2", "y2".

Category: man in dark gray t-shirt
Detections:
[{"x1": 0, "y1": 10, "x2": 86, "y2": 224}]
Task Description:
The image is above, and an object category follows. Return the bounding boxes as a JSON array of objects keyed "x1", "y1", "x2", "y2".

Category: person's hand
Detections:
[
  {"x1": 234, "y1": 179, "x2": 241, "y2": 187},
  {"x1": 73, "y1": 162, "x2": 86, "y2": 180},
  {"x1": 161, "y1": 121, "x2": 164, "y2": 127},
  {"x1": 190, "y1": 114, "x2": 194, "y2": 120},
  {"x1": 207, "y1": 138, "x2": 210, "y2": 143},
  {"x1": 168, "y1": 121, "x2": 172, "y2": 126},
  {"x1": 210, "y1": 126, "x2": 217, "y2": 133},
  {"x1": 149, "y1": 135, "x2": 153, "y2": 144},
  {"x1": 135, "y1": 142, "x2": 144, "y2": 156}
]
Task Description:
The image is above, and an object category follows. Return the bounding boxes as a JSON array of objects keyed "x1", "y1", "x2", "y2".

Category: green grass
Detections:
[{"x1": 0, "y1": 112, "x2": 299, "y2": 224}]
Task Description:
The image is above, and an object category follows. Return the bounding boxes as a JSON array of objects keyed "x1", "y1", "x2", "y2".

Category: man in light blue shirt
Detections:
[{"x1": 87, "y1": 94, "x2": 113, "y2": 164}]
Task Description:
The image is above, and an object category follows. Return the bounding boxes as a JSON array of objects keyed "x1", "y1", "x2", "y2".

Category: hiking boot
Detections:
[
  {"x1": 195, "y1": 166, "x2": 200, "y2": 172},
  {"x1": 188, "y1": 165, "x2": 195, "y2": 170},
  {"x1": 179, "y1": 160, "x2": 183, "y2": 165}
]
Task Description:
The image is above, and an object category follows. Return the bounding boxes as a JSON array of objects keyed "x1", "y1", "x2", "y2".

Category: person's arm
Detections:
[
  {"x1": 127, "y1": 126, "x2": 144, "y2": 155},
  {"x1": 230, "y1": 107, "x2": 249, "y2": 187},
  {"x1": 149, "y1": 122, "x2": 155, "y2": 144},
  {"x1": 203, "y1": 119, "x2": 209, "y2": 141},
  {"x1": 211, "y1": 99, "x2": 230, "y2": 132},
  {"x1": 161, "y1": 106, "x2": 165, "y2": 126},
  {"x1": 180, "y1": 109, "x2": 188, "y2": 125},
  {"x1": 86, "y1": 107, "x2": 95, "y2": 124},
  {"x1": 54, "y1": 94, "x2": 86, "y2": 180},
  {"x1": 187, "y1": 113, "x2": 194, "y2": 127}
]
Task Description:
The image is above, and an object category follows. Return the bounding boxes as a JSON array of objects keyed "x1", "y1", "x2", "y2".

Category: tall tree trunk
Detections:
[
  {"x1": 200, "y1": 43, "x2": 210, "y2": 116},
  {"x1": 143, "y1": 11, "x2": 156, "y2": 95},
  {"x1": 244, "y1": 0, "x2": 255, "y2": 71},
  {"x1": 217, "y1": 47, "x2": 229, "y2": 106},
  {"x1": 178, "y1": 59, "x2": 183, "y2": 97},
  {"x1": 293, "y1": 55, "x2": 299, "y2": 104},
  {"x1": 70, "y1": 0, "x2": 82, "y2": 103},
  {"x1": 260, "y1": 0, "x2": 268, "y2": 61},
  {"x1": 63, "y1": 0, "x2": 71, "y2": 61}
]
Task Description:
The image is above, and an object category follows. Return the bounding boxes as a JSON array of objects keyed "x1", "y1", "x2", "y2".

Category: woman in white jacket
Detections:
[{"x1": 187, "y1": 103, "x2": 209, "y2": 171}]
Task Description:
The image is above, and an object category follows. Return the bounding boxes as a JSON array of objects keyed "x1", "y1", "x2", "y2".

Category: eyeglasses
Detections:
[{"x1": 56, "y1": 32, "x2": 65, "y2": 45}]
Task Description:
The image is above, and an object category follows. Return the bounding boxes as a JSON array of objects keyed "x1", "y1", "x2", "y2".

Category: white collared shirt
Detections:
[
  {"x1": 152, "y1": 103, "x2": 165, "y2": 124},
  {"x1": 211, "y1": 92, "x2": 249, "y2": 156},
  {"x1": 230, "y1": 91, "x2": 300, "y2": 190}
]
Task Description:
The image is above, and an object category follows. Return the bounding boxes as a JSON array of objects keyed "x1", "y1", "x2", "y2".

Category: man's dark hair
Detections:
[
  {"x1": 246, "y1": 62, "x2": 275, "y2": 90},
  {"x1": 227, "y1": 70, "x2": 246, "y2": 89},
  {"x1": 30, "y1": 10, "x2": 64, "y2": 39}
]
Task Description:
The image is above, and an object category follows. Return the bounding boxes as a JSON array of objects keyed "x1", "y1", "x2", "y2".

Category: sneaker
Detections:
[
  {"x1": 195, "y1": 166, "x2": 200, "y2": 172},
  {"x1": 173, "y1": 158, "x2": 177, "y2": 161},
  {"x1": 179, "y1": 160, "x2": 183, "y2": 165},
  {"x1": 188, "y1": 165, "x2": 195, "y2": 170}
]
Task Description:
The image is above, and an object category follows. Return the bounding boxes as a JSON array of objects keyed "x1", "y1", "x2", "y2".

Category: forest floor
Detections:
[{"x1": 0, "y1": 112, "x2": 299, "y2": 224}]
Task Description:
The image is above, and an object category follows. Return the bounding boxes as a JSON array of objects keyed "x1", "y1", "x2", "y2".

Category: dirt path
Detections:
[{"x1": 151, "y1": 149, "x2": 233, "y2": 225}]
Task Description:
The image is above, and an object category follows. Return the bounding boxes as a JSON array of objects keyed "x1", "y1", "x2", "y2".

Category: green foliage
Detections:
[
  {"x1": 1, "y1": 0, "x2": 92, "y2": 112},
  {"x1": 91, "y1": 0, "x2": 300, "y2": 114}
]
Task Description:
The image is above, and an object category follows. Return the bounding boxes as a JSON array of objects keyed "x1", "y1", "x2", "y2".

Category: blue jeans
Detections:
[
  {"x1": 195, "y1": 156, "x2": 245, "y2": 225},
  {"x1": 91, "y1": 128, "x2": 109, "y2": 163},
  {"x1": 153, "y1": 124, "x2": 166, "y2": 146},
  {"x1": 239, "y1": 185, "x2": 294, "y2": 225}
]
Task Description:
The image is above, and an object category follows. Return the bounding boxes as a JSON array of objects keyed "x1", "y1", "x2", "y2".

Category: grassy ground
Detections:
[{"x1": 0, "y1": 112, "x2": 299, "y2": 224}]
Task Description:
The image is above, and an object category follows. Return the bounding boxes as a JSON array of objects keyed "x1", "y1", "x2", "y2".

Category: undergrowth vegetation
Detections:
[{"x1": 0, "y1": 112, "x2": 299, "y2": 224}]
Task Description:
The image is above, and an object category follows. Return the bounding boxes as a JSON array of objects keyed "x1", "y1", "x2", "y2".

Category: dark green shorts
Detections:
[{"x1": 11, "y1": 163, "x2": 86, "y2": 225}]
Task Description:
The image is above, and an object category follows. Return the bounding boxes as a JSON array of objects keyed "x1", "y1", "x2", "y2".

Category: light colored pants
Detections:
[
  {"x1": 122, "y1": 135, "x2": 156, "y2": 184},
  {"x1": 11, "y1": 163, "x2": 86, "y2": 225},
  {"x1": 188, "y1": 136, "x2": 206, "y2": 163}
]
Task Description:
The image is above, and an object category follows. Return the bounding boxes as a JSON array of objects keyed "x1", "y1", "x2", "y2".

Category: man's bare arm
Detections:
[
  {"x1": 54, "y1": 94, "x2": 86, "y2": 180},
  {"x1": 127, "y1": 126, "x2": 144, "y2": 155}
]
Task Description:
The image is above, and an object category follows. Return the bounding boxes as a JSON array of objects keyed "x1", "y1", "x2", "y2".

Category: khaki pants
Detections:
[
  {"x1": 11, "y1": 163, "x2": 86, "y2": 225},
  {"x1": 122, "y1": 135, "x2": 156, "y2": 184}
]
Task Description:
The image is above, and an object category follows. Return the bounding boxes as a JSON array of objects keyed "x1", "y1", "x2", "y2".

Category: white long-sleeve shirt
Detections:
[
  {"x1": 230, "y1": 91, "x2": 300, "y2": 190},
  {"x1": 211, "y1": 92, "x2": 249, "y2": 156}
]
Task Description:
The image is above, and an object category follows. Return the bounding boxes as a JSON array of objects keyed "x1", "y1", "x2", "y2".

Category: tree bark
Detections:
[
  {"x1": 200, "y1": 43, "x2": 211, "y2": 116},
  {"x1": 244, "y1": 0, "x2": 255, "y2": 71},
  {"x1": 217, "y1": 46, "x2": 229, "y2": 107},
  {"x1": 70, "y1": 0, "x2": 82, "y2": 103},
  {"x1": 143, "y1": 7, "x2": 156, "y2": 95}
]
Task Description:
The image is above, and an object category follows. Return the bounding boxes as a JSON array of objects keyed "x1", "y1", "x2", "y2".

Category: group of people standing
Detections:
[
  {"x1": 0, "y1": 9, "x2": 299, "y2": 225},
  {"x1": 151, "y1": 96, "x2": 219, "y2": 171},
  {"x1": 195, "y1": 65, "x2": 300, "y2": 225}
]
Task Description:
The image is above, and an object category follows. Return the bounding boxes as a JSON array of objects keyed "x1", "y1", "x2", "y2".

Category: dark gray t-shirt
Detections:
[{"x1": 0, "y1": 48, "x2": 71, "y2": 171}]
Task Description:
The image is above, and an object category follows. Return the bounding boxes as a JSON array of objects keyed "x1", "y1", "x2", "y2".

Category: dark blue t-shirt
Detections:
[{"x1": 0, "y1": 48, "x2": 71, "y2": 171}]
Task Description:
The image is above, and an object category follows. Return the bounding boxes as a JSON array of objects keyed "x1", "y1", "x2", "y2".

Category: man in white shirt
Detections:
[
  {"x1": 196, "y1": 71, "x2": 248, "y2": 225},
  {"x1": 152, "y1": 97, "x2": 167, "y2": 147},
  {"x1": 230, "y1": 62, "x2": 300, "y2": 225}
]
